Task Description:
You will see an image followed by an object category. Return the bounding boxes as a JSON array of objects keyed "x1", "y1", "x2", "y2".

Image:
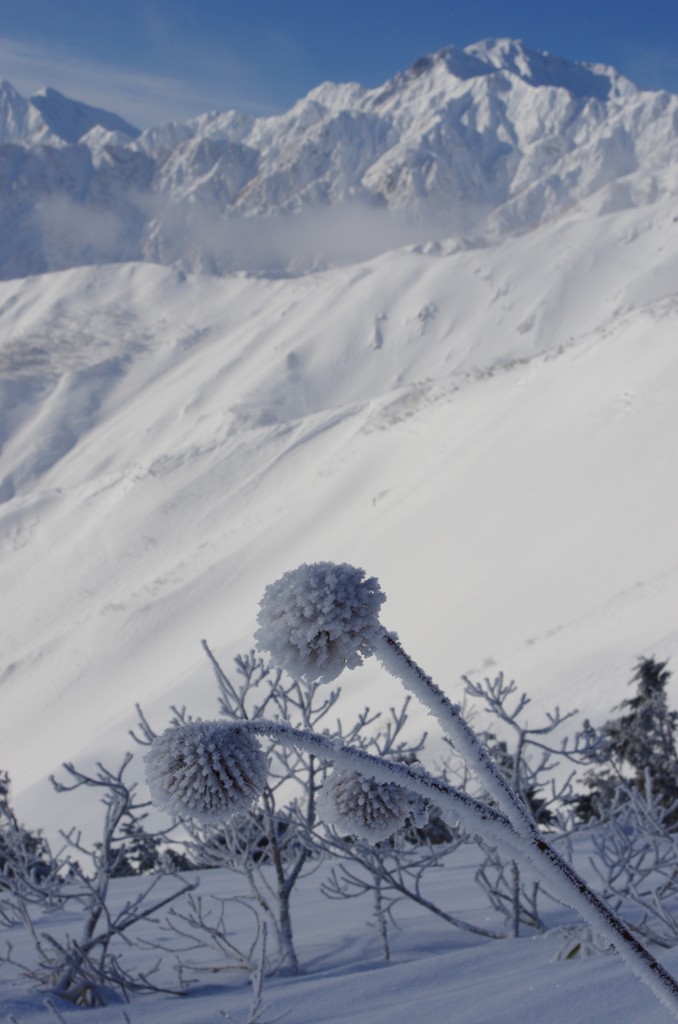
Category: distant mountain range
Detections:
[{"x1": 0, "y1": 38, "x2": 677, "y2": 279}]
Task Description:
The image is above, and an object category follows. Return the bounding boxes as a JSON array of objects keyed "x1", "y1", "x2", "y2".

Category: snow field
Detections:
[{"x1": 1, "y1": 854, "x2": 676, "y2": 1024}]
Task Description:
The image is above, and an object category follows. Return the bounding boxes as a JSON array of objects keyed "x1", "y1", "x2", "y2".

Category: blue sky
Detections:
[{"x1": 1, "y1": 0, "x2": 677, "y2": 127}]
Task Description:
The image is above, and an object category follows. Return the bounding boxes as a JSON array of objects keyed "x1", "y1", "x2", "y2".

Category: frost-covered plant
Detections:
[
  {"x1": 252, "y1": 562, "x2": 678, "y2": 1019},
  {"x1": 144, "y1": 720, "x2": 268, "y2": 825},
  {"x1": 140, "y1": 648, "x2": 445, "y2": 973},
  {"x1": 203, "y1": 651, "x2": 488, "y2": 959},
  {"x1": 138, "y1": 652, "x2": 337, "y2": 975},
  {"x1": 461, "y1": 672, "x2": 601, "y2": 937},
  {"x1": 317, "y1": 771, "x2": 413, "y2": 844},
  {"x1": 143, "y1": 564, "x2": 678, "y2": 1018},
  {"x1": 255, "y1": 563, "x2": 530, "y2": 830},
  {"x1": 320, "y1": 817, "x2": 503, "y2": 959},
  {"x1": 0, "y1": 771, "x2": 62, "y2": 920},
  {"x1": 585, "y1": 772, "x2": 678, "y2": 948},
  {"x1": 254, "y1": 561, "x2": 385, "y2": 683},
  {"x1": 147, "y1": 706, "x2": 678, "y2": 1013},
  {"x1": 2, "y1": 754, "x2": 194, "y2": 1007}
]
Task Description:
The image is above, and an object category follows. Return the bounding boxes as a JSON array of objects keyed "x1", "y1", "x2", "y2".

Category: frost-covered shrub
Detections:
[
  {"x1": 144, "y1": 721, "x2": 267, "y2": 824},
  {"x1": 141, "y1": 564, "x2": 678, "y2": 1017},
  {"x1": 254, "y1": 561, "x2": 385, "y2": 683},
  {"x1": 0, "y1": 770, "x2": 54, "y2": 893},
  {"x1": 255, "y1": 565, "x2": 678, "y2": 1015},
  {"x1": 183, "y1": 648, "x2": 434, "y2": 974},
  {"x1": 2, "y1": 755, "x2": 196, "y2": 1007},
  {"x1": 318, "y1": 770, "x2": 413, "y2": 844}
]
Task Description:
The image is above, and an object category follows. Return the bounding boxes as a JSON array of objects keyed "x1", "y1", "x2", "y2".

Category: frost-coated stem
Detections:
[
  {"x1": 511, "y1": 861, "x2": 521, "y2": 938},
  {"x1": 240, "y1": 718, "x2": 678, "y2": 1019},
  {"x1": 372, "y1": 631, "x2": 536, "y2": 835},
  {"x1": 369, "y1": 630, "x2": 678, "y2": 1015},
  {"x1": 237, "y1": 718, "x2": 524, "y2": 860},
  {"x1": 520, "y1": 827, "x2": 678, "y2": 1016},
  {"x1": 374, "y1": 881, "x2": 390, "y2": 961}
]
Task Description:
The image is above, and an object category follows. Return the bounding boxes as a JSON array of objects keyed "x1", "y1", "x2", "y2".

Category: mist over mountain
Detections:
[
  {"x1": 0, "y1": 40, "x2": 677, "y2": 836},
  {"x1": 0, "y1": 38, "x2": 676, "y2": 279}
]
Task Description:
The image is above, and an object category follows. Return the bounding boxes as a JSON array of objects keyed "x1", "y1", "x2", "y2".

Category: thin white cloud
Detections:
[{"x1": 0, "y1": 35, "x2": 275, "y2": 128}]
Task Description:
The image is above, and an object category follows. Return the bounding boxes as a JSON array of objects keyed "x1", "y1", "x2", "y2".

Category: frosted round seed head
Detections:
[
  {"x1": 318, "y1": 770, "x2": 412, "y2": 844},
  {"x1": 254, "y1": 561, "x2": 385, "y2": 683},
  {"x1": 144, "y1": 721, "x2": 267, "y2": 824}
]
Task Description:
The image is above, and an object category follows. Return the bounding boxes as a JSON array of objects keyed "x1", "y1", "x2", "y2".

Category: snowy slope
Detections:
[
  {"x1": 1, "y1": 173, "x2": 677, "y2": 837},
  {"x1": 2, "y1": 857, "x2": 678, "y2": 1024}
]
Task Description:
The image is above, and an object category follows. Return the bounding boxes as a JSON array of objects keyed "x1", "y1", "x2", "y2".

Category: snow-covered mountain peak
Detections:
[
  {"x1": 0, "y1": 81, "x2": 141, "y2": 147},
  {"x1": 0, "y1": 78, "x2": 25, "y2": 105},
  {"x1": 80, "y1": 124, "x2": 142, "y2": 163},
  {"x1": 462, "y1": 37, "x2": 634, "y2": 99},
  {"x1": 188, "y1": 108, "x2": 255, "y2": 142},
  {"x1": 29, "y1": 85, "x2": 140, "y2": 143},
  {"x1": 0, "y1": 79, "x2": 53, "y2": 144},
  {"x1": 270, "y1": 38, "x2": 638, "y2": 138},
  {"x1": 406, "y1": 46, "x2": 492, "y2": 83},
  {"x1": 304, "y1": 80, "x2": 367, "y2": 111}
]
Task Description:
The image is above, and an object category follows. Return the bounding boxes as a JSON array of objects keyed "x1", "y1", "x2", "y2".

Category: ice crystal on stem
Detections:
[
  {"x1": 144, "y1": 721, "x2": 267, "y2": 824},
  {"x1": 255, "y1": 561, "x2": 385, "y2": 683}
]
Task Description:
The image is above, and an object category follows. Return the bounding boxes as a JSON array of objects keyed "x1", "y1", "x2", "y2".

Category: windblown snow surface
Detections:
[{"x1": 1, "y1": 38, "x2": 678, "y2": 1023}]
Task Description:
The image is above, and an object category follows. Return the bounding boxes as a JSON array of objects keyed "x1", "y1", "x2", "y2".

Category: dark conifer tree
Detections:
[
  {"x1": 606, "y1": 657, "x2": 677, "y2": 799},
  {"x1": 575, "y1": 657, "x2": 678, "y2": 821}
]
